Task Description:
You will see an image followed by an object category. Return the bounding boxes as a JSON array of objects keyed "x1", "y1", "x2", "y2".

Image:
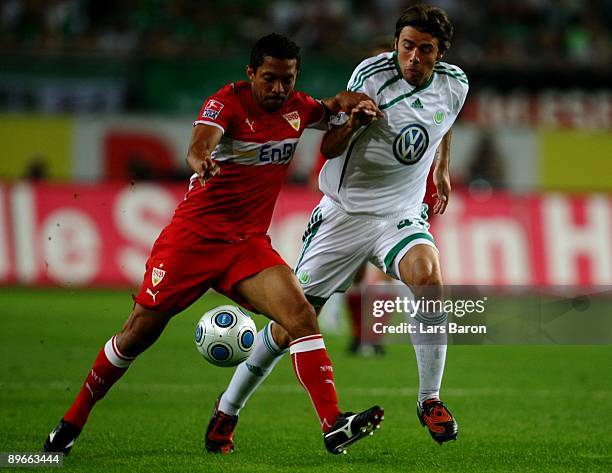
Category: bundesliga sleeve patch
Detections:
[{"x1": 202, "y1": 99, "x2": 225, "y2": 120}]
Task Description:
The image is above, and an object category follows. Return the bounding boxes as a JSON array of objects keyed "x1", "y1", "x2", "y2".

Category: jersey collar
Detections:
[{"x1": 392, "y1": 50, "x2": 434, "y2": 93}]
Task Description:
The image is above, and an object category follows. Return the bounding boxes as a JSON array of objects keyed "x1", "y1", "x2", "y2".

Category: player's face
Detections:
[
  {"x1": 394, "y1": 26, "x2": 443, "y2": 87},
  {"x1": 247, "y1": 56, "x2": 298, "y2": 112}
]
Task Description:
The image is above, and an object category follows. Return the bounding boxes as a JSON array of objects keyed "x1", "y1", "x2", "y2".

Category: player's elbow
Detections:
[
  {"x1": 185, "y1": 152, "x2": 194, "y2": 170},
  {"x1": 321, "y1": 150, "x2": 338, "y2": 159},
  {"x1": 320, "y1": 142, "x2": 341, "y2": 159}
]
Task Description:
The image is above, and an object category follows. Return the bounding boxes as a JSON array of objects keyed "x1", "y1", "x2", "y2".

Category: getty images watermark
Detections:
[
  {"x1": 360, "y1": 285, "x2": 612, "y2": 345},
  {"x1": 371, "y1": 295, "x2": 488, "y2": 335}
]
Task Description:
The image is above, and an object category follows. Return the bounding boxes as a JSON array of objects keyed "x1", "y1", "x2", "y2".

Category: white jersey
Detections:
[{"x1": 319, "y1": 51, "x2": 469, "y2": 217}]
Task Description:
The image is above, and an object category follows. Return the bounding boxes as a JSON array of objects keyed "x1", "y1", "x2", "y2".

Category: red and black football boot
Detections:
[
  {"x1": 417, "y1": 399, "x2": 458, "y2": 444},
  {"x1": 204, "y1": 395, "x2": 238, "y2": 454}
]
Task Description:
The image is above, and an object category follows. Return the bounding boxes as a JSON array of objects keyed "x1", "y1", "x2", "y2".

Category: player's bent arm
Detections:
[
  {"x1": 186, "y1": 124, "x2": 223, "y2": 185},
  {"x1": 320, "y1": 101, "x2": 381, "y2": 158},
  {"x1": 320, "y1": 121, "x2": 357, "y2": 159}
]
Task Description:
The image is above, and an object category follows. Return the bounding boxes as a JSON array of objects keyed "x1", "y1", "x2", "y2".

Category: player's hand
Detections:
[
  {"x1": 348, "y1": 100, "x2": 382, "y2": 130},
  {"x1": 334, "y1": 91, "x2": 383, "y2": 118},
  {"x1": 187, "y1": 152, "x2": 220, "y2": 186},
  {"x1": 432, "y1": 165, "x2": 451, "y2": 215}
]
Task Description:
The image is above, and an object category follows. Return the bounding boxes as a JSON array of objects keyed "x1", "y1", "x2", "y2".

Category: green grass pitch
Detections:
[{"x1": 1, "y1": 288, "x2": 611, "y2": 472}]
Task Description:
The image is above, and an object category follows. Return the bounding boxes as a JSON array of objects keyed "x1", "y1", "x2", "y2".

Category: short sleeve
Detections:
[
  {"x1": 193, "y1": 86, "x2": 238, "y2": 133},
  {"x1": 457, "y1": 77, "x2": 469, "y2": 114},
  {"x1": 303, "y1": 95, "x2": 327, "y2": 130}
]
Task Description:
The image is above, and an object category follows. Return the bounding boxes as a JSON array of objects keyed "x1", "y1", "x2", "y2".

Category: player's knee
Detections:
[
  {"x1": 284, "y1": 300, "x2": 318, "y2": 340},
  {"x1": 403, "y1": 258, "x2": 442, "y2": 305},
  {"x1": 408, "y1": 256, "x2": 442, "y2": 287}
]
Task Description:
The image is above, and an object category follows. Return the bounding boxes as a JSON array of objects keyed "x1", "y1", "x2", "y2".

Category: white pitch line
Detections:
[{"x1": 0, "y1": 381, "x2": 610, "y2": 398}]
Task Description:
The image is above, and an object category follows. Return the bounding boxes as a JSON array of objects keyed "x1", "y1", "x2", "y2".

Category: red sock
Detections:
[
  {"x1": 64, "y1": 336, "x2": 135, "y2": 428},
  {"x1": 290, "y1": 334, "x2": 340, "y2": 432},
  {"x1": 347, "y1": 291, "x2": 362, "y2": 342}
]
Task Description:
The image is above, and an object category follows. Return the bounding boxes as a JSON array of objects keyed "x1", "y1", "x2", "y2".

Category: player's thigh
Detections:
[
  {"x1": 235, "y1": 265, "x2": 317, "y2": 338},
  {"x1": 295, "y1": 200, "x2": 374, "y2": 305},
  {"x1": 371, "y1": 214, "x2": 437, "y2": 282},
  {"x1": 134, "y1": 223, "x2": 219, "y2": 315}
]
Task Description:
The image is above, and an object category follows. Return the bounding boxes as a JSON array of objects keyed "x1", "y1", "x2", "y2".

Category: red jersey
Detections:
[{"x1": 172, "y1": 81, "x2": 326, "y2": 241}]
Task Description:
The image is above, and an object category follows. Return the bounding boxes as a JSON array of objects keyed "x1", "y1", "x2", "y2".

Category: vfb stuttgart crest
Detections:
[
  {"x1": 393, "y1": 124, "x2": 429, "y2": 165},
  {"x1": 283, "y1": 111, "x2": 301, "y2": 131},
  {"x1": 152, "y1": 267, "x2": 166, "y2": 287}
]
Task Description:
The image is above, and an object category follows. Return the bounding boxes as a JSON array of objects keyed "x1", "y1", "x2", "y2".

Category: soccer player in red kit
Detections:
[{"x1": 43, "y1": 34, "x2": 383, "y2": 456}]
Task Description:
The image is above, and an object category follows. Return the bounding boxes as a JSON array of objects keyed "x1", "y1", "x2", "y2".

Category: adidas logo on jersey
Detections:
[{"x1": 411, "y1": 98, "x2": 424, "y2": 109}]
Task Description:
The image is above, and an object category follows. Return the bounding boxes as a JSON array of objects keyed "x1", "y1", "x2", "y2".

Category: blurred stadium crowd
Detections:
[{"x1": 1, "y1": 0, "x2": 611, "y2": 67}]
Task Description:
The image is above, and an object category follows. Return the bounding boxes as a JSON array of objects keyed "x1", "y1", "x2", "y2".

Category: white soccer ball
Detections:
[{"x1": 194, "y1": 305, "x2": 257, "y2": 367}]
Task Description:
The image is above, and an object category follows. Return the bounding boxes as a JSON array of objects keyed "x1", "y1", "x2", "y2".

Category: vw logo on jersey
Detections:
[{"x1": 393, "y1": 124, "x2": 429, "y2": 165}]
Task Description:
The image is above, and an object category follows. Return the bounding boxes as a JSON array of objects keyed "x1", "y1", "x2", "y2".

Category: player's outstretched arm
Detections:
[
  {"x1": 186, "y1": 124, "x2": 223, "y2": 186},
  {"x1": 432, "y1": 128, "x2": 452, "y2": 215},
  {"x1": 320, "y1": 100, "x2": 382, "y2": 158}
]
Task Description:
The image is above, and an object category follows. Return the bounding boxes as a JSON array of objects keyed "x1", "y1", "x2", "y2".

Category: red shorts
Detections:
[{"x1": 134, "y1": 222, "x2": 287, "y2": 314}]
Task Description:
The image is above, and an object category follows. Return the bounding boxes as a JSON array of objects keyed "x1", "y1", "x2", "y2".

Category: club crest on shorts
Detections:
[
  {"x1": 297, "y1": 271, "x2": 311, "y2": 285},
  {"x1": 152, "y1": 267, "x2": 166, "y2": 287},
  {"x1": 283, "y1": 111, "x2": 301, "y2": 131}
]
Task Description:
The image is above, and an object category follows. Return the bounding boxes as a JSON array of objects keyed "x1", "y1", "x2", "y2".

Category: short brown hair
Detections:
[{"x1": 394, "y1": 4, "x2": 453, "y2": 54}]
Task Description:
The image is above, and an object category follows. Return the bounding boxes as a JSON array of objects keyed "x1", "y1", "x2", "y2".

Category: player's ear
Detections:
[
  {"x1": 436, "y1": 41, "x2": 446, "y2": 61},
  {"x1": 393, "y1": 38, "x2": 398, "y2": 51},
  {"x1": 246, "y1": 65, "x2": 255, "y2": 81}
]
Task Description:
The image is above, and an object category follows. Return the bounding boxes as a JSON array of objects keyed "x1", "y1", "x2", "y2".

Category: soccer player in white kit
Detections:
[{"x1": 207, "y1": 4, "x2": 468, "y2": 451}]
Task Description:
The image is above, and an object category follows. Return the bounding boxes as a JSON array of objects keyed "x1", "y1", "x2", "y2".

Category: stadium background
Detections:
[{"x1": 0, "y1": 1, "x2": 611, "y2": 472}]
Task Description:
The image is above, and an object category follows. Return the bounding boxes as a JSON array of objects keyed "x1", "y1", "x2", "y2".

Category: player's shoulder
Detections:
[
  {"x1": 433, "y1": 61, "x2": 469, "y2": 88},
  {"x1": 204, "y1": 81, "x2": 251, "y2": 119},
  {"x1": 289, "y1": 89, "x2": 317, "y2": 105},
  {"x1": 286, "y1": 90, "x2": 322, "y2": 114},
  {"x1": 212, "y1": 80, "x2": 250, "y2": 100},
  {"x1": 432, "y1": 61, "x2": 468, "y2": 113},
  {"x1": 348, "y1": 51, "x2": 397, "y2": 92}
]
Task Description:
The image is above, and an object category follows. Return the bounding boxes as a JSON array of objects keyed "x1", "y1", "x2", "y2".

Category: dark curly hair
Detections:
[
  {"x1": 249, "y1": 33, "x2": 301, "y2": 72},
  {"x1": 394, "y1": 4, "x2": 454, "y2": 54}
]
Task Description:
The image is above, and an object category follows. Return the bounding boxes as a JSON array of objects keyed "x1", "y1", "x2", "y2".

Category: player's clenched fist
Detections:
[
  {"x1": 328, "y1": 91, "x2": 383, "y2": 118},
  {"x1": 348, "y1": 100, "x2": 382, "y2": 130},
  {"x1": 187, "y1": 152, "x2": 220, "y2": 186}
]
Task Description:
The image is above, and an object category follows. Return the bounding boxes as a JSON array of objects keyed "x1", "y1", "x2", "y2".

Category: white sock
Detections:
[
  {"x1": 218, "y1": 322, "x2": 287, "y2": 416},
  {"x1": 410, "y1": 311, "x2": 448, "y2": 404}
]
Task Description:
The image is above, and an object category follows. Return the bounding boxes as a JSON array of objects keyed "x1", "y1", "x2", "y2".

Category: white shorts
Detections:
[{"x1": 294, "y1": 196, "x2": 437, "y2": 306}]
